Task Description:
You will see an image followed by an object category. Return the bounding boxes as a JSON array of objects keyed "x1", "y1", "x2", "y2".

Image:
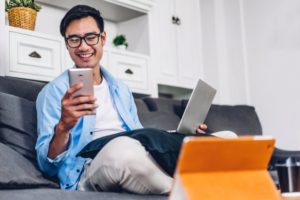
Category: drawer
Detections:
[
  {"x1": 9, "y1": 30, "x2": 62, "y2": 81},
  {"x1": 110, "y1": 53, "x2": 148, "y2": 91}
]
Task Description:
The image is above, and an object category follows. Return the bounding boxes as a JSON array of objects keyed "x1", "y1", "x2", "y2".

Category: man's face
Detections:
[{"x1": 65, "y1": 16, "x2": 106, "y2": 69}]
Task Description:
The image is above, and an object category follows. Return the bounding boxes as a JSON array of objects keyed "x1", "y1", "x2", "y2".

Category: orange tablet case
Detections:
[{"x1": 169, "y1": 136, "x2": 281, "y2": 200}]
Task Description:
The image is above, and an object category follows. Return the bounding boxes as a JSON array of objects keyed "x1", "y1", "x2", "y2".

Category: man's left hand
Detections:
[{"x1": 196, "y1": 123, "x2": 208, "y2": 134}]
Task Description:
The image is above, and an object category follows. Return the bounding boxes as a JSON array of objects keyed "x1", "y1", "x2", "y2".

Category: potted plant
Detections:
[
  {"x1": 5, "y1": 0, "x2": 42, "y2": 31},
  {"x1": 112, "y1": 34, "x2": 128, "y2": 50}
]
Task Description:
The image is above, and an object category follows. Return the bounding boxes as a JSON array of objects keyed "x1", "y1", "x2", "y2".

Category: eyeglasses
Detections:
[{"x1": 65, "y1": 32, "x2": 102, "y2": 48}]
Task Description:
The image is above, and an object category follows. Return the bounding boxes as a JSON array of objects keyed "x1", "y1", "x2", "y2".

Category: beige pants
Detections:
[{"x1": 77, "y1": 136, "x2": 173, "y2": 194}]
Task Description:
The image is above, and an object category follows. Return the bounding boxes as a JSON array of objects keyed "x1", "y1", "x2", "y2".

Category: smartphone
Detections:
[{"x1": 68, "y1": 68, "x2": 94, "y2": 97}]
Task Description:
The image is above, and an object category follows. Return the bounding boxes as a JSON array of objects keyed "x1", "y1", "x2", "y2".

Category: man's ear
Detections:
[{"x1": 101, "y1": 31, "x2": 107, "y2": 46}]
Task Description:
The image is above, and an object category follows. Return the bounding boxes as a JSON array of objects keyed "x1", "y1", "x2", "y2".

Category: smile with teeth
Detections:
[{"x1": 77, "y1": 53, "x2": 93, "y2": 58}]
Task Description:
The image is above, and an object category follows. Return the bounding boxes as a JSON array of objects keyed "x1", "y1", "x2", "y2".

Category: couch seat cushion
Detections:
[
  {"x1": 0, "y1": 142, "x2": 58, "y2": 189},
  {"x1": 0, "y1": 189, "x2": 168, "y2": 200}
]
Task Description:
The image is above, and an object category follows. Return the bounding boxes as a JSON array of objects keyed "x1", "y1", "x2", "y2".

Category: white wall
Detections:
[
  {"x1": 200, "y1": 0, "x2": 248, "y2": 105},
  {"x1": 200, "y1": 0, "x2": 300, "y2": 150},
  {"x1": 242, "y1": 0, "x2": 300, "y2": 150}
]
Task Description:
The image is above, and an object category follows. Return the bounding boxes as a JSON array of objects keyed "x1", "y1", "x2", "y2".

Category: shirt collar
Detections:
[{"x1": 100, "y1": 66, "x2": 119, "y2": 91}]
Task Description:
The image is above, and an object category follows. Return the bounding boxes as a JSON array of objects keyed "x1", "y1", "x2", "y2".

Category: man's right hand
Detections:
[
  {"x1": 48, "y1": 83, "x2": 97, "y2": 159},
  {"x1": 58, "y1": 82, "x2": 97, "y2": 133}
]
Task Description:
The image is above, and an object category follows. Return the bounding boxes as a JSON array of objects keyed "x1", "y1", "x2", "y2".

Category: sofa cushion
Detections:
[
  {"x1": 134, "y1": 99, "x2": 149, "y2": 113},
  {"x1": 0, "y1": 142, "x2": 58, "y2": 189},
  {"x1": 143, "y1": 97, "x2": 182, "y2": 117},
  {"x1": 0, "y1": 92, "x2": 37, "y2": 163},
  {"x1": 205, "y1": 104, "x2": 263, "y2": 135},
  {"x1": 138, "y1": 111, "x2": 180, "y2": 131},
  {"x1": 0, "y1": 188, "x2": 168, "y2": 200},
  {"x1": 0, "y1": 76, "x2": 45, "y2": 101}
]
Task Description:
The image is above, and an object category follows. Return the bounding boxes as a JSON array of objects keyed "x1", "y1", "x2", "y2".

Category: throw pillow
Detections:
[
  {"x1": 0, "y1": 142, "x2": 58, "y2": 189},
  {"x1": 0, "y1": 92, "x2": 38, "y2": 163},
  {"x1": 205, "y1": 105, "x2": 263, "y2": 135}
]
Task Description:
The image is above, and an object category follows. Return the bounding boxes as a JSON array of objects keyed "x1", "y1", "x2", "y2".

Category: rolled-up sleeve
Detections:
[
  {"x1": 129, "y1": 92, "x2": 143, "y2": 129},
  {"x1": 35, "y1": 83, "x2": 71, "y2": 176}
]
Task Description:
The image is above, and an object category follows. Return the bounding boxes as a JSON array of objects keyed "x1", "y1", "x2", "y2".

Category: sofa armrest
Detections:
[{"x1": 269, "y1": 147, "x2": 300, "y2": 170}]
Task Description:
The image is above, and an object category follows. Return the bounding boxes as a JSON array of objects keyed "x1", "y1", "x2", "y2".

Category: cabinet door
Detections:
[
  {"x1": 155, "y1": 0, "x2": 178, "y2": 85},
  {"x1": 154, "y1": 0, "x2": 203, "y2": 88},
  {"x1": 110, "y1": 52, "x2": 149, "y2": 94},
  {"x1": 176, "y1": 0, "x2": 203, "y2": 88},
  {"x1": 9, "y1": 29, "x2": 63, "y2": 81}
]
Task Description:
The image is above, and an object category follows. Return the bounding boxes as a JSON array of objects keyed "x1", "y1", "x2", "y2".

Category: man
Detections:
[{"x1": 35, "y1": 5, "x2": 209, "y2": 194}]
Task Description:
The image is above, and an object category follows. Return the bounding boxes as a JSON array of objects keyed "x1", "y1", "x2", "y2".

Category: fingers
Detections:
[
  {"x1": 199, "y1": 123, "x2": 207, "y2": 130},
  {"x1": 62, "y1": 96, "x2": 97, "y2": 116},
  {"x1": 195, "y1": 123, "x2": 208, "y2": 134},
  {"x1": 75, "y1": 109, "x2": 97, "y2": 116},
  {"x1": 196, "y1": 128, "x2": 206, "y2": 134},
  {"x1": 72, "y1": 102, "x2": 98, "y2": 113},
  {"x1": 71, "y1": 95, "x2": 97, "y2": 106},
  {"x1": 64, "y1": 83, "x2": 83, "y2": 99},
  {"x1": 59, "y1": 84, "x2": 97, "y2": 132},
  {"x1": 62, "y1": 93, "x2": 96, "y2": 108}
]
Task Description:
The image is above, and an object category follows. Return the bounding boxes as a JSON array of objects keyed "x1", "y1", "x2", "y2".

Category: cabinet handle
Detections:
[
  {"x1": 172, "y1": 16, "x2": 181, "y2": 26},
  {"x1": 172, "y1": 16, "x2": 177, "y2": 24},
  {"x1": 176, "y1": 17, "x2": 181, "y2": 26},
  {"x1": 29, "y1": 51, "x2": 42, "y2": 59},
  {"x1": 125, "y1": 68, "x2": 134, "y2": 75}
]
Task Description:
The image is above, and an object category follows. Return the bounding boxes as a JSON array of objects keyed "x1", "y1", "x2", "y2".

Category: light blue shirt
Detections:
[{"x1": 35, "y1": 67, "x2": 143, "y2": 190}]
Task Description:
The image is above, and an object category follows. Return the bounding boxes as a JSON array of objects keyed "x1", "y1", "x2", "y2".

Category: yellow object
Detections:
[
  {"x1": 169, "y1": 136, "x2": 281, "y2": 200},
  {"x1": 8, "y1": 7, "x2": 37, "y2": 30}
]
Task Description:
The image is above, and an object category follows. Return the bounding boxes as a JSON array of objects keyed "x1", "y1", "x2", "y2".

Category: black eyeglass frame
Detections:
[{"x1": 65, "y1": 32, "x2": 103, "y2": 48}]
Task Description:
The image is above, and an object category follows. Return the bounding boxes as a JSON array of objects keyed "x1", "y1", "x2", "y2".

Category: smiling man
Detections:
[{"x1": 35, "y1": 5, "x2": 208, "y2": 195}]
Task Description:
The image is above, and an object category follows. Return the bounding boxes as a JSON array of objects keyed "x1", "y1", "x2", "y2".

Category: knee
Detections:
[{"x1": 100, "y1": 137, "x2": 151, "y2": 174}]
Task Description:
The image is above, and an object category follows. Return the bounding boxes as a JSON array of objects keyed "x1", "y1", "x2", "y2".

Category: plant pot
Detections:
[{"x1": 8, "y1": 7, "x2": 37, "y2": 31}]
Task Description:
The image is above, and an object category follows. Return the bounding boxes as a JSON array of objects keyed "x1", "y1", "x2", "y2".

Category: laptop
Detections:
[
  {"x1": 176, "y1": 79, "x2": 216, "y2": 134},
  {"x1": 169, "y1": 136, "x2": 281, "y2": 200}
]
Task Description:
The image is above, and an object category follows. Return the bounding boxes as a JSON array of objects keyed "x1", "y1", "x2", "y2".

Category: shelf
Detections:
[
  {"x1": 1, "y1": 0, "x2": 154, "y2": 95},
  {"x1": 36, "y1": 0, "x2": 154, "y2": 22}
]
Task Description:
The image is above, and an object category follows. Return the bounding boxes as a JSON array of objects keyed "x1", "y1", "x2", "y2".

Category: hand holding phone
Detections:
[{"x1": 68, "y1": 68, "x2": 94, "y2": 97}]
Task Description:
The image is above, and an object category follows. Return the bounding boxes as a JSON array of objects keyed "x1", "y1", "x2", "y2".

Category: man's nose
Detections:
[{"x1": 78, "y1": 38, "x2": 90, "y2": 50}]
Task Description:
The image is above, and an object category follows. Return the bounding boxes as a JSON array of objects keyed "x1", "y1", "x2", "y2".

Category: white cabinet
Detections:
[
  {"x1": 8, "y1": 27, "x2": 64, "y2": 81},
  {"x1": 0, "y1": 0, "x2": 155, "y2": 95},
  {"x1": 36, "y1": 0, "x2": 154, "y2": 22},
  {"x1": 104, "y1": 0, "x2": 154, "y2": 13},
  {"x1": 153, "y1": 0, "x2": 203, "y2": 89},
  {"x1": 64, "y1": 48, "x2": 150, "y2": 94},
  {"x1": 109, "y1": 50, "x2": 149, "y2": 93}
]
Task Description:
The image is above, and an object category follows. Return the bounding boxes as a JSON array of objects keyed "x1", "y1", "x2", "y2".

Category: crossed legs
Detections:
[{"x1": 78, "y1": 136, "x2": 173, "y2": 194}]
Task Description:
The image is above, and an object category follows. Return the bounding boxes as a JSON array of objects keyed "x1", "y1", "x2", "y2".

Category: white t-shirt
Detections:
[{"x1": 92, "y1": 77, "x2": 125, "y2": 140}]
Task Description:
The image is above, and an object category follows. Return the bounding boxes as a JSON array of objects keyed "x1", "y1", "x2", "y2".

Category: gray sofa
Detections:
[{"x1": 0, "y1": 76, "x2": 291, "y2": 199}]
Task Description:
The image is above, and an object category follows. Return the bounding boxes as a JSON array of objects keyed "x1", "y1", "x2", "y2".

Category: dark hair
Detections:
[{"x1": 60, "y1": 5, "x2": 104, "y2": 37}]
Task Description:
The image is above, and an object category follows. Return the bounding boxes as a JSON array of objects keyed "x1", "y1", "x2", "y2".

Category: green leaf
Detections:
[
  {"x1": 113, "y1": 34, "x2": 128, "y2": 47},
  {"x1": 5, "y1": 0, "x2": 42, "y2": 12}
]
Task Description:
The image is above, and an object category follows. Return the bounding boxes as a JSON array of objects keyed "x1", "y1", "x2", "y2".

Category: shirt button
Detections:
[
  {"x1": 90, "y1": 132, "x2": 93, "y2": 135},
  {"x1": 76, "y1": 169, "x2": 80, "y2": 173}
]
